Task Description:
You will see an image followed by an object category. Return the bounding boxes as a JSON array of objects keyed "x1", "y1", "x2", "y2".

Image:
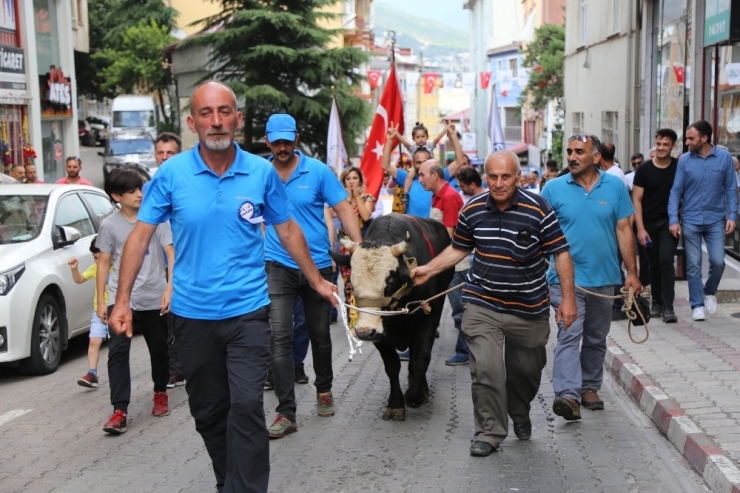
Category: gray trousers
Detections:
[
  {"x1": 462, "y1": 303, "x2": 550, "y2": 447},
  {"x1": 549, "y1": 284, "x2": 614, "y2": 402}
]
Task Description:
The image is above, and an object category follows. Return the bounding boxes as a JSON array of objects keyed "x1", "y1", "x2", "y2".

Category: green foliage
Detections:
[
  {"x1": 519, "y1": 24, "x2": 565, "y2": 113},
  {"x1": 187, "y1": 0, "x2": 372, "y2": 158}
]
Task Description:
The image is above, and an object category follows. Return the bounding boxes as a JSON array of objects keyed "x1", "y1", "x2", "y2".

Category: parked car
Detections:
[
  {"x1": 98, "y1": 132, "x2": 158, "y2": 182},
  {"x1": 78, "y1": 119, "x2": 95, "y2": 147},
  {"x1": 0, "y1": 184, "x2": 117, "y2": 374},
  {"x1": 86, "y1": 115, "x2": 110, "y2": 146}
]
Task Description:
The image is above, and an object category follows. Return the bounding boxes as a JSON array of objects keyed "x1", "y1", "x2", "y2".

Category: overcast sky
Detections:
[{"x1": 375, "y1": 0, "x2": 469, "y2": 32}]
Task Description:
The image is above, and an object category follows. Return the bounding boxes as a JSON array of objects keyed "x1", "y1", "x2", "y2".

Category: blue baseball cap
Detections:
[{"x1": 266, "y1": 113, "x2": 297, "y2": 142}]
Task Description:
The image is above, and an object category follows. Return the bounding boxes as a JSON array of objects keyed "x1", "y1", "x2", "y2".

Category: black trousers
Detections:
[
  {"x1": 166, "y1": 313, "x2": 183, "y2": 378},
  {"x1": 107, "y1": 306, "x2": 169, "y2": 413},
  {"x1": 173, "y1": 308, "x2": 271, "y2": 493},
  {"x1": 644, "y1": 218, "x2": 679, "y2": 308}
]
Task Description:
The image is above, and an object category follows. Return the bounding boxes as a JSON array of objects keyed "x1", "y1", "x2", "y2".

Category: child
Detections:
[
  {"x1": 68, "y1": 237, "x2": 108, "y2": 389},
  {"x1": 96, "y1": 168, "x2": 174, "y2": 435},
  {"x1": 393, "y1": 123, "x2": 446, "y2": 204}
]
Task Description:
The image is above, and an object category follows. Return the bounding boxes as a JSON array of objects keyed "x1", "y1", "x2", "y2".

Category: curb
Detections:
[{"x1": 604, "y1": 339, "x2": 740, "y2": 493}]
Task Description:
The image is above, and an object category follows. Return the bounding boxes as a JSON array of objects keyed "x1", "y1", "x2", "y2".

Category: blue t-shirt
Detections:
[
  {"x1": 541, "y1": 170, "x2": 634, "y2": 288},
  {"x1": 265, "y1": 151, "x2": 347, "y2": 269},
  {"x1": 396, "y1": 168, "x2": 432, "y2": 217},
  {"x1": 138, "y1": 143, "x2": 290, "y2": 320},
  {"x1": 442, "y1": 167, "x2": 461, "y2": 192}
]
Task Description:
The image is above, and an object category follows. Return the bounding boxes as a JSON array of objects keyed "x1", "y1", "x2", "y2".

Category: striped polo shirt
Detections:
[{"x1": 451, "y1": 188, "x2": 569, "y2": 319}]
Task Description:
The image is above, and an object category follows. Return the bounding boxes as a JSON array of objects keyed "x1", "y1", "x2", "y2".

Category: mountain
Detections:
[
  {"x1": 372, "y1": 3, "x2": 468, "y2": 59},
  {"x1": 373, "y1": 0, "x2": 469, "y2": 32}
]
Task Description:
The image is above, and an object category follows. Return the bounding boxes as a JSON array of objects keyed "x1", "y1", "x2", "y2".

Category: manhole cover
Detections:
[{"x1": 731, "y1": 312, "x2": 740, "y2": 318}]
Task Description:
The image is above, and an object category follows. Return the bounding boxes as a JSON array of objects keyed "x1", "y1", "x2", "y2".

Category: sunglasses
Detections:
[{"x1": 568, "y1": 134, "x2": 589, "y2": 143}]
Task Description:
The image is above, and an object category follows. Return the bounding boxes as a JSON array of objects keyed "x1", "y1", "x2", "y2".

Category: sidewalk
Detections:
[{"x1": 605, "y1": 280, "x2": 740, "y2": 493}]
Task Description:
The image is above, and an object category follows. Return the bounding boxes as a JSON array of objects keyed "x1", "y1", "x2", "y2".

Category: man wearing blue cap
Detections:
[{"x1": 263, "y1": 113, "x2": 362, "y2": 439}]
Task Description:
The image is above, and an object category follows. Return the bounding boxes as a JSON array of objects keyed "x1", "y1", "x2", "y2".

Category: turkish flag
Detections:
[
  {"x1": 673, "y1": 64, "x2": 685, "y2": 84},
  {"x1": 361, "y1": 64, "x2": 405, "y2": 200},
  {"x1": 480, "y1": 72, "x2": 492, "y2": 90},
  {"x1": 367, "y1": 70, "x2": 382, "y2": 89},
  {"x1": 423, "y1": 73, "x2": 438, "y2": 94}
]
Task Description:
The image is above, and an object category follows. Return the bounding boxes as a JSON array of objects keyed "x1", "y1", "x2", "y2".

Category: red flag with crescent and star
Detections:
[
  {"x1": 423, "y1": 73, "x2": 438, "y2": 95},
  {"x1": 367, "y1": 70, "x2": 382, "y2": 89},
  {"x1": 360, "y1": 64, "x2": 404, "y2": 201},
  {"x1": 480, "y1": 72, "x2": 492, "y2": 90}
]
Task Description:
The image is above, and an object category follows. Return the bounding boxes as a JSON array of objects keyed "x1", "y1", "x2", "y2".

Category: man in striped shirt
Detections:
[{"x1": 412, "y1": 150, "x2": 577, "y2": 457}]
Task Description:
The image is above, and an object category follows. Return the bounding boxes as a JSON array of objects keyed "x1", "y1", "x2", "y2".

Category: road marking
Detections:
[{"x1": 0, "y1": 409, "x2": 32, "y2": 427}]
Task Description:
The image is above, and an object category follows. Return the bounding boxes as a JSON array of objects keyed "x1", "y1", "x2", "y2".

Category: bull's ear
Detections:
[
  {"x1": 330, "y1": 249, "x2": 352, "y2": 266},
  {"x1": 339, "y1": 237, "x2": 359, "y2": 253}
]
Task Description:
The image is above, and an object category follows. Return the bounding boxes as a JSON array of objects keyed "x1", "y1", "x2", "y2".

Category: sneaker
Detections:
[
  {"x1": 445, "y1": 354, "x2": 470, "y2": 366},
  {"x1": 581, "y1": 390, "x2": 604, "y2": 411},
  {"x1": 166, "y1": 375, "x2": 186, "y2": 388},
  {"x1": 317, "y1": 392, "x2": 335, "y2": 417},
  {"x1": 268, "y1": 414, "x2": 297, "y2": 439},
  {"x1": 650, "y1": 303, "x2": 663, "y2": 318},
  {"x1": 295, "y1": 364, "x2": 309, "y2": 385},
  {"x1": 705, "y1": 295, "x2": 718, "y2": 314},
  {"x1": 662, "y1": 307, "x2": 677, "y2": 323},
  {"x1": 398, "y1": 349, "x2": 410, "y2": 361},
  {"x1": 152, "y1": 391, "x2": 169, "y2": 416},
  {"x1": 77, "y1": 372, "x2": 99, "y2": 389},
  {"x1": 264, "y1": 371, "x2": 274, "y2": 391},
  {"x1": 552, "y1": 396, "x2": 581, "y2": 421},
  {"x1": 692, "y1": 307, "x2": 706, "y2": 321},
  {"x1": 103, "y1": 410, "x2": 127, "y2": 434}
]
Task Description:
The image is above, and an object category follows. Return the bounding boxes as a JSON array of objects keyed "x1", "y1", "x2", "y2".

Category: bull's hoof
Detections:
[
  {"x1": 404, "y1": 390, "x2": 430, "y2": 409},
  {"x1": 382, "y1": 407, "x2": 406, "y2": 421}
]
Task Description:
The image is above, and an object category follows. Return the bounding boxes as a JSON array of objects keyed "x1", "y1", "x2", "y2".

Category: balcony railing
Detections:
[{"x1": 504, "y1": 126, "x2": 522, "y2": 142}]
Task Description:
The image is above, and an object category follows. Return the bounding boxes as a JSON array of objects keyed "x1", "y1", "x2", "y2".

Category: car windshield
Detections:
[
  {"x1": 0, "y1": 194, "x2": 47, "y2": 244},
  {"x1": 109, "y1": 139, "x2": 154, "y2": 155},
  {"x1": 113, "y1": 110, "x2": 154, "y2": 128}
]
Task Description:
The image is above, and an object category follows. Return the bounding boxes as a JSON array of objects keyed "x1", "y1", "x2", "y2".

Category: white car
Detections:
[{"x1": 0, "y1": 184, "x2": 117, "y2": 374}]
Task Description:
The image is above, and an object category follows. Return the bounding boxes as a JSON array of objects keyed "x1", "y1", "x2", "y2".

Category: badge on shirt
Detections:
[{"x1": 238, "y1": 201, "x2": 264, "y2": 224}]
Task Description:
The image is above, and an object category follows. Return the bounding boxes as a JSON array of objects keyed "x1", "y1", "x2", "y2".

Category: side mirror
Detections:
[{"x1": 54, "y1": 226, "x2": 82, "y2": 249}]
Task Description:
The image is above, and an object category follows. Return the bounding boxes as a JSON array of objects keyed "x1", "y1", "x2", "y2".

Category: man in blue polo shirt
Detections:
[
  {"x1": 108, "y1": 81, "x2": 338, "y2": 493},
  {"x1": 542, "y1": 133, "x2": 641, "y2": 422},
  {"x1": 263, "y1": 113, "x2": 362, "y2": 440},
  {"x1": 668, "y1": 120, "x2": 738, "y2": 322}
]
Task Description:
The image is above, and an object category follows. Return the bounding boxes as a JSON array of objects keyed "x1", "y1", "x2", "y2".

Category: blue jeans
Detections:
[
  {"x1": 682, "y1": 221, "x2": 726, "y2": 309},
  {"x1": 447, "y1": 270, "x2": 468, "y2": 357},
  {"x1": 293, "y1": 296, "x2": 309, "y2": 366},
  {"x1": 549, "y1": 284, "x2": 614, "y2": 402}
]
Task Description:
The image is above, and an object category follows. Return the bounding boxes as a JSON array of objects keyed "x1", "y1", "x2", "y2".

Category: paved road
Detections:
[
  {"x1": 0, "y1": 303, "x2": 707, "y2": 493},
  {"x1": 78, "y1": 144, "x2": 105, "y2": 189}
]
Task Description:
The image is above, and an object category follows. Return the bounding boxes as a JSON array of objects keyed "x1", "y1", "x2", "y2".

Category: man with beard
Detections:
[
  {"x1": 24, "y1": 163, "x2": 44, "y2": 183},
  {"x1": 108, "y1": 81, "x2": 338, "y2": 493},
  {"x1": 542, "y1": 134, "x2": 640, "y2": 421},
  {"x1": 56, "y1": 156, "x2": 92, "y2": 185},
  {"x1": 262, "y1": 113, "x2": 362, "y2": 439}
]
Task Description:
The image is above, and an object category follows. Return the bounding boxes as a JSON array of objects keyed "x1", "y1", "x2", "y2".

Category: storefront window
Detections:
[
  {"x1": 712, "y1": 44, "x2": 740, "y2": 154},
  {"x1": 653, "y1": 0, "x2": 691, "y2": 153},
  {"x1": 33, "y1": 0, "x2": 61, "y2": 75},
  {"x1": 41, "y1": 121, "x2": 64, "y2": 182}
]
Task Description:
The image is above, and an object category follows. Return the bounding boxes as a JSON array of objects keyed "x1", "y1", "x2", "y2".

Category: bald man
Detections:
[{"x1": 8, "y1": 164, "x2": 25, "y2": 182}]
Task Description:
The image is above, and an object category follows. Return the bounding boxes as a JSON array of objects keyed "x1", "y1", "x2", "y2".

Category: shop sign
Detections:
[
  {"x1": 40, "y1": 66, "x2": 72, "y2": 118},
  {"x1": 0, "y1": 45, "x2": 25, "y2": 102},
  {"x1": 704, "y1": 0, "x2": 740, "y2": 46}
]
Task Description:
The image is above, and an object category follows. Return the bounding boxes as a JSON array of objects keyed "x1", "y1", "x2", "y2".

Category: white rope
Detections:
[{"x1": 333, "y1": 292, "x2": 364, "y2": 361}]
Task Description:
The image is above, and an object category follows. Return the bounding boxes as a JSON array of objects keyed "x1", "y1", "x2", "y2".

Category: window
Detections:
[
  {"x1": 497, "y1": 60, "x2": 503, "y2": 71},
  {"x1": 572, "y1": 112, "x2": 584, "y2": 135},
  {"x1": 580, "y1": 0, "x2": 587, "y2": 45},
  {"x1": 509, "y1": 58, "x2": 518, "y2": 78},
  {"x1": 601, "y1": 111, "x2": 619, "y2": 151},
  {"x1": 54, "y1": 194, "x2": 95, "y2": 239},
  {"x1": 81, "y1": 192, "x2": 116, "y2": 226}
]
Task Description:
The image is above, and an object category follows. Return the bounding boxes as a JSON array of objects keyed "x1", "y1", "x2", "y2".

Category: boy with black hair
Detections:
[{"x1": 96, "y1": 168, "x2": 174, "y2": 434}]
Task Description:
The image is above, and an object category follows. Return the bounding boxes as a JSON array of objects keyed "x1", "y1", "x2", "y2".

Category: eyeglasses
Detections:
[{"x1": 568, "y1": 134, "x2": 589, "y2": 143}]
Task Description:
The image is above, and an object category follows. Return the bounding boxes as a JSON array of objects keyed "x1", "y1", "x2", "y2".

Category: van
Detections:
[{"x1": 110, "y1": 95, "x2": 157, "y2": 140}]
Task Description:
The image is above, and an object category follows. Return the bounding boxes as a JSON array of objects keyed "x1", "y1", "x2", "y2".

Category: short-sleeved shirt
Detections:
[
  {"x1": 264, "y1": 151, "x2": 347, "y2": 269},
  {"x1": 430, "y1": 182, "x2": 463, "y2": 228},
  {"x1": 451, "y1": 188, "x2": 569, "y2": 319},
  {"x1": 443, "y1": 167, "x2": 460, "y2": 192},
  {"x1": 632, "y1": 158, "x2": 678, "y2": 223},
  {"x1": 138, "y1": 143, "x2": 291, "y2": 320},
  {"x1": 605, "y1": 164, "x2": 627, "y2": 188},
  {"x1": 395, "y1": 168, "x2": 432, "y2": 217},
  {"x1": 541, "y1": 170, "x2": 634, "y2": 288},
  {"x1": 56, "y1": 177, "x2": 92, "y2": 185},
  {"x1": 82, "y1": 263, "x2": 109, "y2": 310},
  {"x1": 97, "y1": 211, "x2": 172, "y2": 311}
]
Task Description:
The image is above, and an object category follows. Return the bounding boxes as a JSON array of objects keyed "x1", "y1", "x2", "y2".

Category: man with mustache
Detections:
[
  {"x1": 262, "y1": 113, "x2": 362, "y2": 439},
  {"x1": 108, "y1": 81, "x2": 338, "y2": 493},
  {"x1": 541, "y1": 134, "x2": 640, "y2": 421},
  {"x1": 56, "y1": 156, "x2": 92, "y2": 185}
]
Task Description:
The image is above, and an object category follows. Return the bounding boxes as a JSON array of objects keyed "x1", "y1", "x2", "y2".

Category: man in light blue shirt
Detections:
[
  {"x1": 668, "y1": 120, "x2": 738, "y2": 321},
  {"x1": 263, "y1": 113, "x2": 362, "y2": 439}
]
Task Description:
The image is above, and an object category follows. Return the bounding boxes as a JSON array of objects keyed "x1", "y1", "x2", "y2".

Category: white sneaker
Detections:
[
  {"x1": 692, "y1": 307, "x2": 706, "y2": 321},
  {"x1": 705, "y1": 295, "x2": 718, "y2": 314}
]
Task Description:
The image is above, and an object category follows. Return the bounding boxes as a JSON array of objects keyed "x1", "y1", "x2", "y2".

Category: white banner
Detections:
[
  {"x1": 326, "y1": 98, "x2": 348, "y2": 175},
  {"x1": 406, "y1": 71, "x2": 420, "y2": 88},
  {"x1": 462, "y1": 72, "x2": 476, "y2": 94},
  {"x1": 726, "y1": 64, "x2": 740, "y2": 86},
  {"x1": 442, "y1": 72, "x2": 457, "y2": 94}
]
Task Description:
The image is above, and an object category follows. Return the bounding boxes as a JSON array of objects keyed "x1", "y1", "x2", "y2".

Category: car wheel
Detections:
[{"x1": 18, "y1": 294, "x2": 64, "y2": 375}]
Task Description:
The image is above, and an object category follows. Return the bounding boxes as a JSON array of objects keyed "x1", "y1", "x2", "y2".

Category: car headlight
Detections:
[{"x1": 0, "y1": 263, "x2": 25, "y2": 295}]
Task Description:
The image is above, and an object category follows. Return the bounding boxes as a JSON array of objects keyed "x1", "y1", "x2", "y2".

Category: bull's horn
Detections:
[
  {"x1": 340, "y1": 237, "x2": 359, "y2": 253},
  {"x1": 390, "y1": 234, "x2": 410, "y2": 257}
]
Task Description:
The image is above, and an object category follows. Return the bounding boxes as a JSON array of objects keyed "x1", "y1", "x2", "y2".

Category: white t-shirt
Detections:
[
  {"x1": 625, "y1": 171, "x2": 635, "y2": 191},
  {"x1": 605, "y1": 164, "x2": 628, "y2": 188}
]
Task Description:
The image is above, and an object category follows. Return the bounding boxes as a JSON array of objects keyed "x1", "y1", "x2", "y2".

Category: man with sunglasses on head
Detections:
[{"x1": 541, "y1": 133, "x2": 641, "y2": 421}]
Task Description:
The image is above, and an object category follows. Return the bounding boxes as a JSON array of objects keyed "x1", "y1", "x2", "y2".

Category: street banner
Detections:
[
  {"x1": 423, "y1": 73, "x2": 438, "y2": 95},
  {"x1": 726, "y1": 63, "x2": 740, "y2": 85},
  {"x1": 361, "y1": 64, "x2": 405, "y2": 200},
  {"x1": 488, "y1": 86, "x2": 505, "y2": 152},
  {"x1": 480, "y1": 72, "x2": 492, "y2": 90},
  {"x1": 442, "y1": 72, "x2": 457, "y2": 94},
  {"x1": 462, "y1": 72, "x2": 476, "y2": 94},
  {"x1": 406, "y1": 71, "x2": 420, "y2": 89},
  {"x1": 327, "y1": 97, "x2": 348, "y2": 176},
  {"x1": 367, "y1": 70, "x2": 382, "y2": 89}
]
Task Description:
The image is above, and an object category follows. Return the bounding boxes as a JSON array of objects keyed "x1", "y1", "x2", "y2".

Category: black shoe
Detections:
[
  {"x1": 662, "y1": 307, "x2": 677, "y2": 323},
  {"x1": 435, "y1": 330, "x2": 440, "y2": 338},
  {"x1": 470, "y1": 440, "x2": 497, "y2": 457},
  {"x1": 513, "y1": 419, "x2": 532, "y2": 440},
  {"x1": 650, "y1": 303, "x2": 663, "y2": 318},
  {"x1": 294, "y1": 364, "x2": 309, "y2": 384},
  {"x1": 264, "y1": 371, "x2": 274, "y2": 391}
]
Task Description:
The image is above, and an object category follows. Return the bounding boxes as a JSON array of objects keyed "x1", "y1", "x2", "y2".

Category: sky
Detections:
[{"x1": 374, "y1": 0, "x2": 469, "y2": 33}]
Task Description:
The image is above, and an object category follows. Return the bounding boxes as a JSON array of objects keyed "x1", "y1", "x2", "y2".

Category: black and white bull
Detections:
[{"x1": 331, "y1": 214, "x2": 454, "y2": 421}]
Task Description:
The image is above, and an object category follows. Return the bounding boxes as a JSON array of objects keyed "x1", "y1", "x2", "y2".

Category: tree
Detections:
[
  {"x1": 187, "y1": 0, "x2": 372, "y2": 157},
  {"x1": 519, "y1": 24, "x2": 565, "y2": 112}
]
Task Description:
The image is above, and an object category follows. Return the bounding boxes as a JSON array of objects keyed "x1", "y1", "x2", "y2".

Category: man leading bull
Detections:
[{"x1": 412, "y1": 150, "x2": 577, "y2": 457}]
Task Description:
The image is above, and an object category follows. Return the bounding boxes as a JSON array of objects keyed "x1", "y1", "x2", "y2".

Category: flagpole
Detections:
[
  {"x1": 331, "y1": 86, "x2": 342, "y2": 175},
  {"x1": 388, "y1": 31, "x2": 403, "y2": 160}
]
